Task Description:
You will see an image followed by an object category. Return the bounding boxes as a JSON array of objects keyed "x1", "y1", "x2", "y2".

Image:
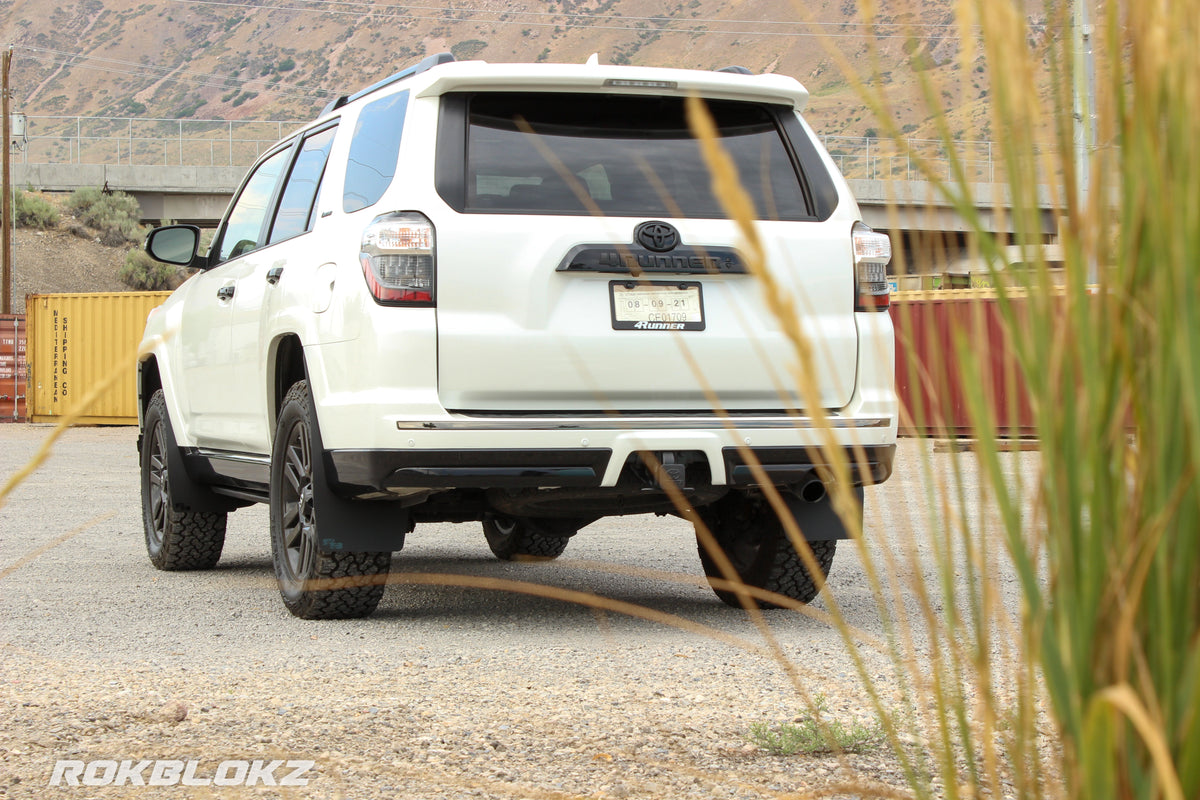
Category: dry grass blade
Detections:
[
  {"x1": 0, "y1": 333, "x2": 169, "y2": 509},
  {"x1": 0, "y1": 512, "x2": 118, "y2": 581},
  {"x1": 1092, "y1": 685, "x2": 1186, "y2": 800}
]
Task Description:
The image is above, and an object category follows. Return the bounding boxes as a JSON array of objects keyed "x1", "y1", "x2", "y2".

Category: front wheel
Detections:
[
  {"x1": 140, "y1": 390, "x2": 226, "y2": 570},
  {"x1": 270, "y1": 381, "x2": 391, "y2": 619},
  {"x1": 695, "y1": 495, "x2": 836, "y2": 609}
]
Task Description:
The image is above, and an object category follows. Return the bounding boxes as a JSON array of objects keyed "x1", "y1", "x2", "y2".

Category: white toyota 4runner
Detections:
[{"x1": 137, "y1": 54, "x2": 897, "y2": 619}]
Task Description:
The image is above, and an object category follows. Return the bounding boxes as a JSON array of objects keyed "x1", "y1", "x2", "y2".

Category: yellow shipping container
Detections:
[{"x1": 25, "y1": 292, "x2": 171, "y2": 425}]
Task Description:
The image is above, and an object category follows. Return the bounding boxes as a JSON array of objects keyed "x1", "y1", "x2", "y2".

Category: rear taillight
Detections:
[
  {"x1": 360, "y1": 212, "x2": 436, "y2": 305},
  {"x1": 852, "y1": 222, "x2": 892, "y2": 312}
]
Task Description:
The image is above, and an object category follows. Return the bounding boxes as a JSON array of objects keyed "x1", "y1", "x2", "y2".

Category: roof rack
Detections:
[{"x1": 321, "y1": 52, "x2": 456, "y2": 115}]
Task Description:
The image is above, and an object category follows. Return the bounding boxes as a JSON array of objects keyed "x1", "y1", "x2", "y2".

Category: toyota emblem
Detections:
[{"x1": 635, "y1": 221, "x2": 680, "y2": 253}]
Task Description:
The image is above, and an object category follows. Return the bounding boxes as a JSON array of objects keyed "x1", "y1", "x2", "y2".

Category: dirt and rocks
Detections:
[
  {"x1": 12, "y1": 225, "x2": 130, "y2": 302},
  {"x1": 0, "y1": 427, "x2": 1038, "y2": 799}
]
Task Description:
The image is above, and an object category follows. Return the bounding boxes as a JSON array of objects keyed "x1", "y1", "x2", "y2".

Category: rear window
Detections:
[
  {"x1": 343, "y1": 90, "x2": 409, "y2": 213},
  {"x1": 458, "y1": 93, "x2": 814, "y2": 220}
]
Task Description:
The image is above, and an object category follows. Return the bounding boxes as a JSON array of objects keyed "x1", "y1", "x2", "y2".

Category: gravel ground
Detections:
[{"x1": 0, "y1": 425, "x2": 1035, "y2": 799}]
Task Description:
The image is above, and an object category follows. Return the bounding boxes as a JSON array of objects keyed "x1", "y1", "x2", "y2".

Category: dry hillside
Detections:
[{"x1": 0, "y1": 0, "x2": 1055, "y2": 140}]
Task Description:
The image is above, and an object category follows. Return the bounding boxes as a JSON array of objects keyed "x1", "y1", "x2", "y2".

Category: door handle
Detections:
[
  {"x1": 266, "y1": 267, "x2": 284, "y2": 285},
  {"x1": 217, "y1": 285, "x2": 235, "y2": 301}
]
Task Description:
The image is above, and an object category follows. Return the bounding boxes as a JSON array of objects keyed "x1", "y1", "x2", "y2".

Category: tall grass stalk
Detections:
[{"x1": 750, "y1": 0, "x2": 1200, "y2": 797}]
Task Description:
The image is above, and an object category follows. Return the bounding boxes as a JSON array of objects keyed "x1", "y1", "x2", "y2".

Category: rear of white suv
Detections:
[{"x1": 137, "y1": 54, "x2": 896, "y2": 619}]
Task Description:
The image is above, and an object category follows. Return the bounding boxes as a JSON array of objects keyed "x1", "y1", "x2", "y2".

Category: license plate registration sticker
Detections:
[{"x1": 610, "y1": 281, "x2": 705, "y2": 331}]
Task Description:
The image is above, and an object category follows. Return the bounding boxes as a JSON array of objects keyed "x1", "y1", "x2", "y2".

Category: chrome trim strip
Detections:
[
  {"x1": 194, "y1": 449, "x2": 271, "y2": 466},
  {"x1": 395, "y1": 416, "x2": 891, "y2": 431}
]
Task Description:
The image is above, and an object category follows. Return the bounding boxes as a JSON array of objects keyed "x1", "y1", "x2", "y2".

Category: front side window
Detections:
[
  {"x1": 462, "y1": 93, "x2": 812, "y2": 220},
  {"x1": 217, "y1": 147, "x2": 291, "y2": 263},
  {"x1": 343, "y1": 90, "x2": 410, "y2": 213},
  {"x1": 269, "y1": 125, "x2": 337, "y2": 244}
]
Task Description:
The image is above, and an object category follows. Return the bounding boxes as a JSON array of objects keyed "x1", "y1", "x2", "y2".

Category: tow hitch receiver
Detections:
[{"x1": 654, "y1": 452, "x2": 687, "y2": 490}]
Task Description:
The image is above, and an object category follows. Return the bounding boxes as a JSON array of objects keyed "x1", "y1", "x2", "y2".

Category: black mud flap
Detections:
[
  {"x1": 312, "y1": 449, "x2": 412, "y2": 555},
  {"x1": 159, "y1": 416, "x2": 249, "y2": 514},
  {"x1": 784, "y1": 487, "x2": 865, "y2": 541}
]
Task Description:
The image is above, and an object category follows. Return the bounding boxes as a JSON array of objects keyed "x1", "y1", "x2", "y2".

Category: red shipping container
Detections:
[
  {"x1": 890, "y1": 291, "x2": 1036, "y2": 437},
  {"x1": 0, "y1": 314, "x2": 26, "y2": 422}
]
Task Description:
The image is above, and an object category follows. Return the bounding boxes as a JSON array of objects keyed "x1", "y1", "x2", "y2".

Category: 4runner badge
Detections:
[{"x1": 632, "y1": 321, "x2": 686, "y2": 330}]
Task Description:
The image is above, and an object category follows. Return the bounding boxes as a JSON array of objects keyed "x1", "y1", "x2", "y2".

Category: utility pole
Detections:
[
  {"x1": 1, "y1": 46, "x2": 11, "y2": 315},
  {"x1": 1073, "y1": 1, "x2": 1098, "y2": 284}
]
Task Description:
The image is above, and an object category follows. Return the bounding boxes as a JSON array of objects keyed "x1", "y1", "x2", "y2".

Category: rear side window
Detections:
[
  {"x1": 269, "y1": 125, "x2": 337, "y2": 244},
  {"x1": 457, "y1": 93, "x2": 813, "y2": 220},
  {"x1": 343, "y1": 90, "x2": 409, "y2": 213}
]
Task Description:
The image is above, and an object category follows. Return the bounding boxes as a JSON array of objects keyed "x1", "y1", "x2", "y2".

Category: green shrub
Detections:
[
  {"x1": 68, "y1": 187, "x2": 144, "y2": 245},
  {"x1": 450, "y1": 39, "x2": 486, "y2": 60},
  {"x1": 747, "y1": 696, "x2": 880, "y2": 756},
  {"x1": 119, "y1": 248, "x2": 177, "y2": 291},
  {"x1": 12, "y1": 189, "x2": 59, "y2": 229},
  {"x1": 65, "y1": 221, "x2": 92, "y2": 241}
]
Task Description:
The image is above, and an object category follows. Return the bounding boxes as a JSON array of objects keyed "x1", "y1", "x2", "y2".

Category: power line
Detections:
[
  {"x1": 168, "y1": 0, "x2": 971, "y2": 39},
  {"x1": 174, "y1": 0, "x2": 966, "y2": 31},
  {"x1": 16, "y1": 45, "x2": 331, "y2": 103}
]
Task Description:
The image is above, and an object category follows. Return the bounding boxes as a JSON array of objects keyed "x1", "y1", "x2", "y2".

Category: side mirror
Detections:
[{"x1": 145, "y1": 225, "x2": 202, "y2": 268}]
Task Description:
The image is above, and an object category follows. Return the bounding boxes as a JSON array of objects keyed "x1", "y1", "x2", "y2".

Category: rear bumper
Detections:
[
  {"x1": 723, "y1": 444, "x2": 894, "y2": 487},
  {"x1": 327, "y1": 448, "x2": 612, "y2": 495},
  {"x1": 390, "y1": 413, "x2": 892, "y2": 432},
  {"x1": 326, "y1": 442, "x2": 896, "y2": 496}
]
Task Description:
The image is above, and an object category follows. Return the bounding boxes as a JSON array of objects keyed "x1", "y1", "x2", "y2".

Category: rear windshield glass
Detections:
[{"x1": 464, "y1": 93, "x2": 812, "y2": 220}]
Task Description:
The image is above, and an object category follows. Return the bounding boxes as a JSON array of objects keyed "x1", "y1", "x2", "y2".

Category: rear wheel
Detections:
[
  {"x1": 140, "y1": 390, "x2": 226, "y2": 570},
  {"x1": 482, "y1": 514, "x2": 573, "y2": 561},
  {"x1": 695, "y1": 495, "x2": 836, "y2": 608},
  {"x1": 270, "y1": 381, "x2": 391, "y2": 619}
]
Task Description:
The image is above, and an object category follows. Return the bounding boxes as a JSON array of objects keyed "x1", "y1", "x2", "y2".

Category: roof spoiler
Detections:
[{"x1": 321, "y1": 52, "x2": 456, "y2": 115}]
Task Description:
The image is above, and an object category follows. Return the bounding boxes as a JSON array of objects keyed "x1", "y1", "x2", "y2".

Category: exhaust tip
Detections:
[{"x1": 799, "y1": 478, "x2": 827, "y2": 503}]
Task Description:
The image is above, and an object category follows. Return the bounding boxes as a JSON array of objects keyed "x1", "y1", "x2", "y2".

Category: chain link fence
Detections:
[
  {"x1": 820, "y1": 135, "x2": 1000, "y2": 183},
  {"x1": 12, "y1": 116, "x2": 1015, "y2": 181},
  {"x1": 14, "y1": 117, "x2": 306, "y2": 168}
]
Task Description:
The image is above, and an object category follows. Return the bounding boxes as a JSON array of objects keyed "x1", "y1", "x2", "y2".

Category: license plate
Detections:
[{"x1": 610, "y1": 281, "x2": 705, "y2": 331}]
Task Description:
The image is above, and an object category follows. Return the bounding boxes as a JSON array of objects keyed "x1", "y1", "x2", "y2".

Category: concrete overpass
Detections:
[
  {"x1": 14, "y1": 163, "x2": 242, "y2": 225},
  {"x1": 13, "y1": 163, "x2": 1061, "y2": 241}
]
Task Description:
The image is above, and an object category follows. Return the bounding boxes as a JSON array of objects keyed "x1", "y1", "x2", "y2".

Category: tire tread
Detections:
[
  {"x1": 483, "y1": 516, "x2": 571, "y2": 561},
  {"x1": 697, "y1": 496, "x2": 836, "y2": 608},
  {"x1": 285, "y1": 551, "x2": 391, "y2": 620},
  {"x1": 271, "y1": 380, "x2": 391, "y2": 620},
  {"x1": 142, "y1": 390, "x2": 227, "y2": 571}
]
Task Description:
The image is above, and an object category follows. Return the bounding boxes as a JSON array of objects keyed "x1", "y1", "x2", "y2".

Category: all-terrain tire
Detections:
[
  {"x1": 696, "y1": 495, "x2": 836, "y2": 609},
  {"x1": 141, "y1": 390, "x2": 227, "y2": 570},
  {"x1": 270, "y1": 381, "x2": 391, "y2": 619},
  {"x1": 482, "y1": 515, "x2": 573, "y2": 561}
]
